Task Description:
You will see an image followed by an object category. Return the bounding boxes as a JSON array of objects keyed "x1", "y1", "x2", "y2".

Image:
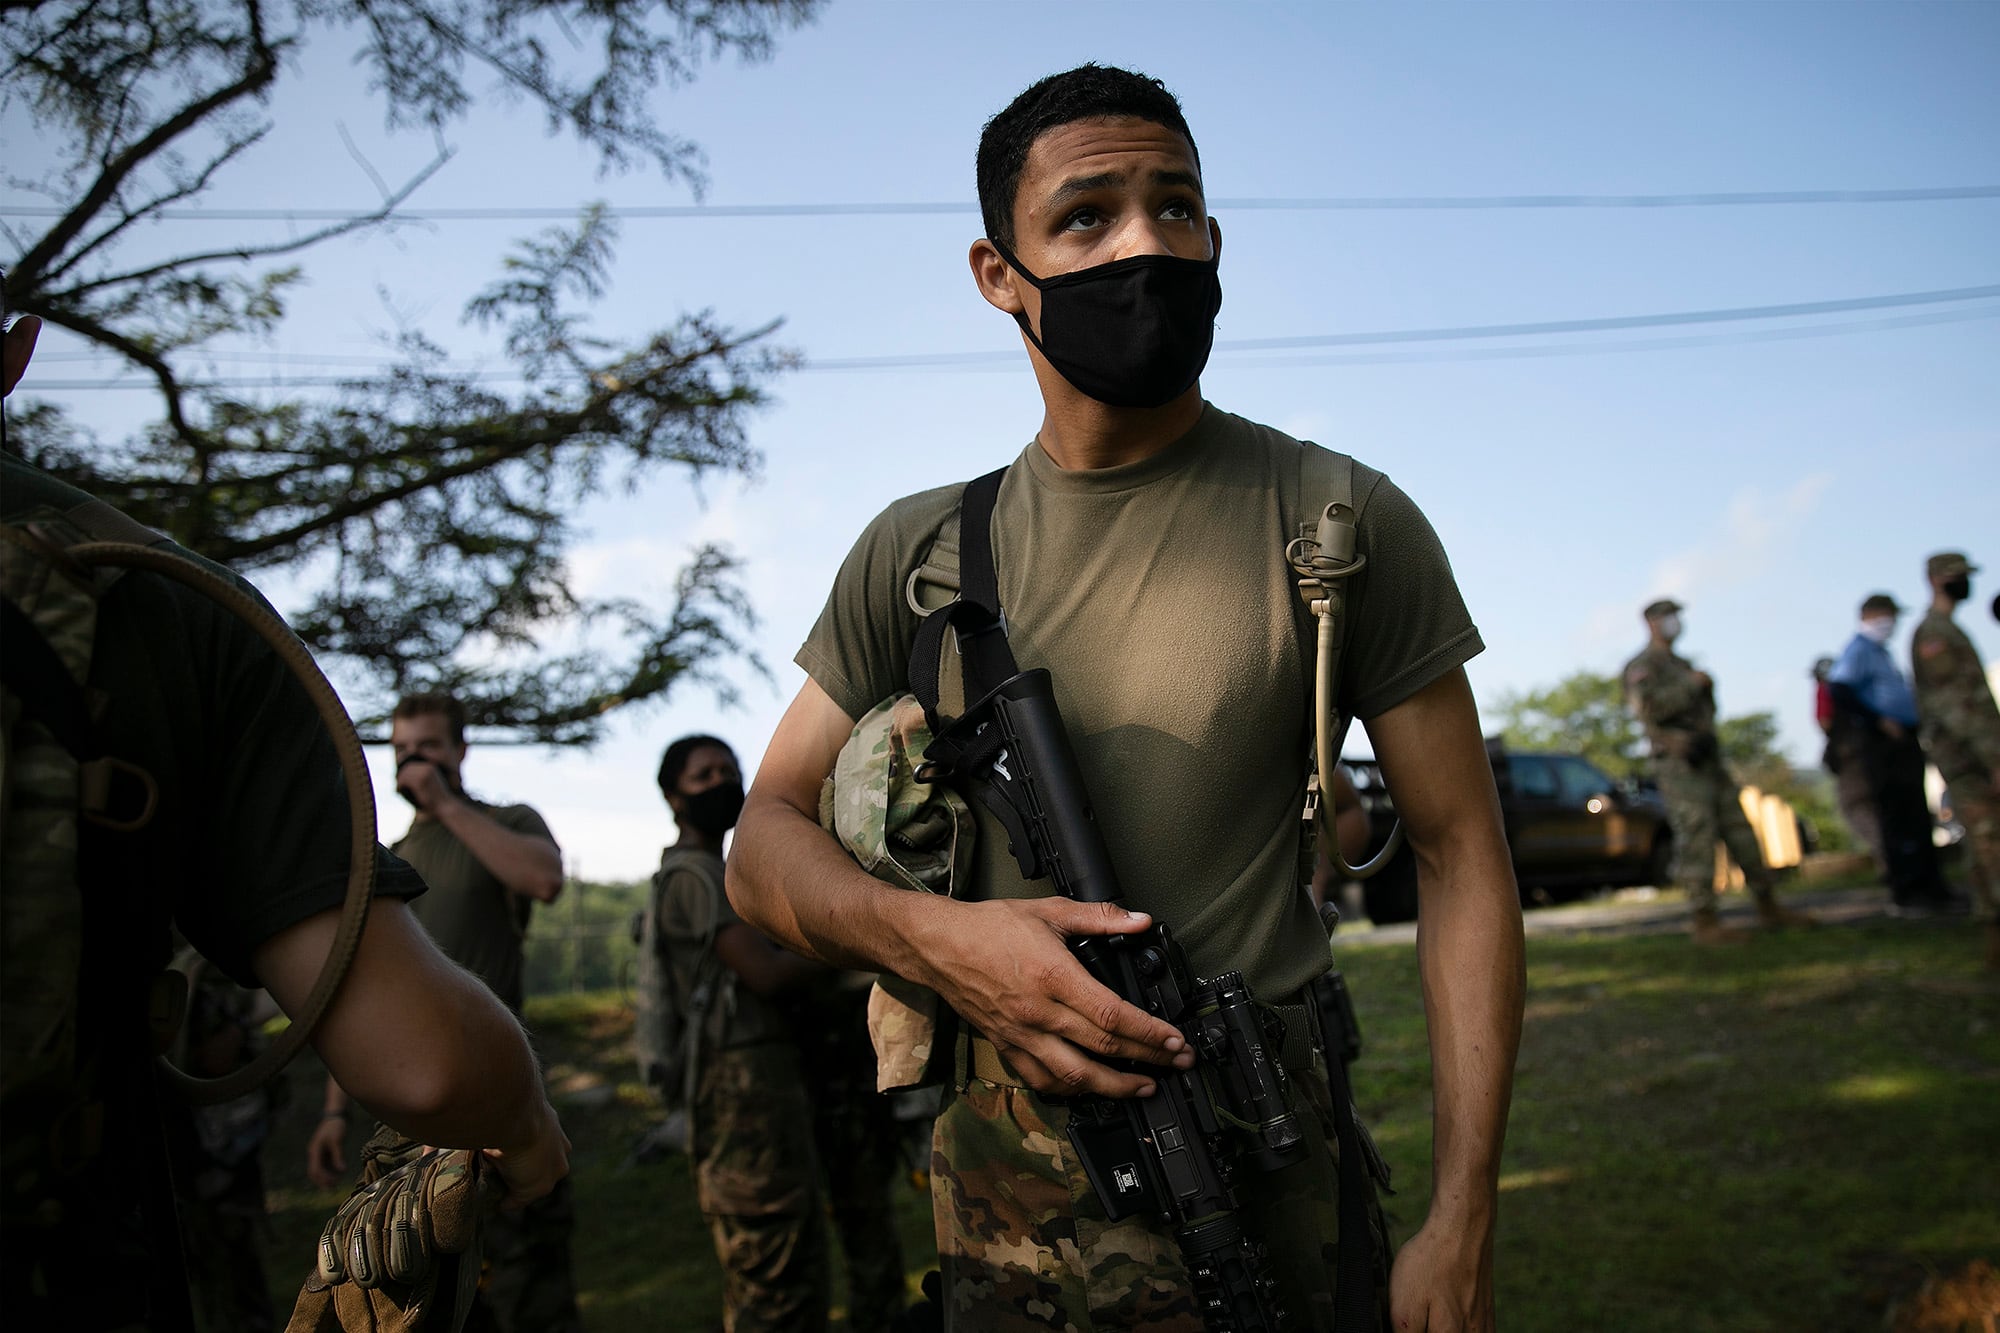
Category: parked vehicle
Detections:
[{"x1": 1338, "y1": 742, "x2": 1673, "y2": 925}]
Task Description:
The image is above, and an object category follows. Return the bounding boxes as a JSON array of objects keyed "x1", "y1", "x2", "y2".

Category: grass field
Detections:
[{"x1": 260, "y1": 897, "x2": 2000, "y2": 1331}]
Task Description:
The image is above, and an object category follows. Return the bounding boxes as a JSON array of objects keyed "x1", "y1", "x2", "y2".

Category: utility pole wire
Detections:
[
  {"x1": 24, "y1": 284, "x2": 2000, "y2": 390},
  {"x1": 3, "y1": 186, "x2": 1997, "y2": 224}
]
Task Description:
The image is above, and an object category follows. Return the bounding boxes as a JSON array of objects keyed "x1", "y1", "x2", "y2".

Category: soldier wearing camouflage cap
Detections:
[
  {"x1": 1622, "y1": 599, "x2": 1813, "y2": 942},
  {"x1": 1911, "y1": 552, "x2": 2000, "y2": 967}
]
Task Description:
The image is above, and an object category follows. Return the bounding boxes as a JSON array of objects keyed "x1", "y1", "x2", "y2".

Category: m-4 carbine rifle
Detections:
[{"x1": 921, "y1": 666, "x2": 1308, "y2": 1333}]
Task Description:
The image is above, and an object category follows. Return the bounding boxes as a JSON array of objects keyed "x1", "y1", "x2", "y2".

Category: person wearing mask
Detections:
[
  {"x1": 1623, "y1": 599, "x2": 1812, "y2": 943},
  {"x1": 651, "y1": 735, "x2": 834, "y2": 1333},
  {"x1": 1910, "y1": 552, "x2": 2000, "y2": 965},
  {"x1": 728, "y1": 65, "x2": 1524, "y2": 1331},
  {"x1": 1829, "y1": 593, "x2": 1954, "y2": 911}
]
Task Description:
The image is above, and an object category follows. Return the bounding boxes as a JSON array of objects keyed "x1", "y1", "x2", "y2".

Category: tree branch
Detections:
[
  {"x1": 10, "y1": 19, "x2": 279, "y2": 286},
  {"x1": 42, "y1": 128, "x2": 270, "y2": 289},
  {"x1": 18, "y1": 296, "x2": 198, "y2": 443},
  {"x1": 46, "y1": 143, "x2": 454, "y2": 302},
  {"x1": 213, "y1": 422, "x2": 578, "y2": 563}
]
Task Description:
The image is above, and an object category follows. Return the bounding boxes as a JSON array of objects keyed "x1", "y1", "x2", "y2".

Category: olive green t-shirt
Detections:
[
  {"x1": 654, "y1": 847, "x2": 792, "y2": 1049},
  {"x1": 798, "y1": 404, "x2": 1482, "y2": 1002},
  {"x1": 395, "y1": 801, "x2": 555, "y2": 1013}
]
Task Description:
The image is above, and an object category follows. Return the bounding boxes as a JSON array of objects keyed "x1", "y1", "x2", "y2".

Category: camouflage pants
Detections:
[
  {"x1": 467, "y1": 1174, "x2": 584, "y2": 1333},
  {"x1": 697, "y1": 1043, "x2": 831, "y2": 1333},
  {"x1": 1942, "y1": 768, "x2": 2000, "y2": 921},
  {"x1": 1654, "y1": 755, "x2": 1772, "y2": 913},
  {"x1": 930, "y1": 1048, "x2": 1391, "y2": 1332}
]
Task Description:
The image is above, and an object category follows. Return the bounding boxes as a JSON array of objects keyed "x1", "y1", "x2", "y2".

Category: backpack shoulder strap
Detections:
[
  {"x1": 653, "y1": 847, "x2": 729, "y2": 949},
  {"x1": 908, "y1": 467, "x2": 1017, "y2": 733}
]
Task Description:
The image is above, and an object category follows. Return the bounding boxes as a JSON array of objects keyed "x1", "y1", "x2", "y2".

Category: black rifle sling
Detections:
[
  {"x1": 908, "y1": 466, "x2": 1015, "y2": 731},
  {"x1": 1322, "y1": 983, "x2": 1379, "y2": 1330}
]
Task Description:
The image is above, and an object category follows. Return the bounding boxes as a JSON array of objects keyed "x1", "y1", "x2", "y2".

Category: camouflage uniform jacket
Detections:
[
  {"x1": 1911, "y1": 608, "x2": 2000, "y2": 781},
  {"x1": 1622, "y1": 642, "x2": 1717, "y2": 757}
]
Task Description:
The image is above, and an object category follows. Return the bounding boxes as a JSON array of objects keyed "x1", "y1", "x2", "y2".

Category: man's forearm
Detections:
[
  {"x1": 432, "y1": 795, "x2": 564, "y2": 901},
  {"x1": 728, "y1": 788, "x2": 950, "y2": 981},
  {"x1": 258, "y1": 901, "x2": 559, "y2": 1156},
  {"x1": 1411, "y1": 825, "x2": 1524, "y2": 1231}
]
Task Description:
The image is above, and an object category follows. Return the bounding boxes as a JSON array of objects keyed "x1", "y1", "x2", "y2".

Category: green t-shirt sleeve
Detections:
[
  {"x1": 1341, "y1": 467, "x2": 1485, "y2": 721},
  {"x1": 656, "y1": 863, "x2": 739, "y2": 943},
  {"x1": 127, "y1": 567, "x2": 426, "y2": 986},
  {"x1": 491, "y1": 803, "x2": 560, "y2": 854},
  {"x1": 796, "y1": 484, "x2": 963, "y2": 723}
]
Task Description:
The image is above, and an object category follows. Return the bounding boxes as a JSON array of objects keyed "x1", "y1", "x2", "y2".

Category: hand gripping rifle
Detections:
[
  {"x1": 920, "y1": 667, "x2": 1305, "y2": 1333},
  {"x1": 907, "y1": 470, "x2": 1309, "y2": 1332}
]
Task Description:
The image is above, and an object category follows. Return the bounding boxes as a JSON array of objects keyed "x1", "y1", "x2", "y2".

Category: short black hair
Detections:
[
  {"x1": 657, "y1": 734, "x2": 732, "y2": 803},
  {"x1": 976, "y1": 64, "x2": 1200, "y2": 250}
]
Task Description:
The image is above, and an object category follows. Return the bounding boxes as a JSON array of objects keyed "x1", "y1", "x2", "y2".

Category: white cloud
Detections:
[
  {"x1": 1576, "y1": 472, "x2": 1833, "y2": 658},
  {"x1": 1648, "y1": 472, "x2": 1832, "y2": 604}
]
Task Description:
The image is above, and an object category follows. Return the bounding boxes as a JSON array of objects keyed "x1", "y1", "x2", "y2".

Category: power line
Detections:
[
  {"x1": 3, "y1": 185, "x2": 1997, "y2": 224},
  {"x1": 24, "y1": 283, "x2": 1999, "y2": 391}
]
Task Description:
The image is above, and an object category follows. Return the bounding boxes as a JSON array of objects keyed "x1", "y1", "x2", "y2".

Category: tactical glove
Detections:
[{"x1": 285, "y1": 1136, "x2": 497, "y2": 1333}]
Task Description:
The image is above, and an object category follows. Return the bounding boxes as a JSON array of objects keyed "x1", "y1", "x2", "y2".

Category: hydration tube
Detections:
[
  {"x1": 1288, "y1": 505, "x2": 1406, "y2": 880},
  {"x1": 67, "y1": 541, "x2": 376, "y2": 1107}
]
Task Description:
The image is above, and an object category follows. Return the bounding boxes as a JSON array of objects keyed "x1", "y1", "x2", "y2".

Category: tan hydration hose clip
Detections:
[{"x1": 1288, "y1": 503, "x2": 1405, "y2": 880}]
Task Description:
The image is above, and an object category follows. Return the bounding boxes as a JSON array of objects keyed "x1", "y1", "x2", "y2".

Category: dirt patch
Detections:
[{"x1": 1875, "y1": 1259, "x2": 2000, "y2": 1333}]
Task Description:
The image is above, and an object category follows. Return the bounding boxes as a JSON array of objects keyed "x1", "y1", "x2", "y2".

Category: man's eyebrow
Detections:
[
  {"x1": 1043, "y1": 171, "x2": 1123, "y2": 212},
  {"x1": 1041, "y1": 167, "x2": 1207, "y2": 214},
  {"x1": 1151, "y1": 168, "x2": 1205, "y2": 198}
]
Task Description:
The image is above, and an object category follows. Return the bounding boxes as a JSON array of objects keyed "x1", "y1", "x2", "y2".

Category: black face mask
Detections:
[
  {"x1": 681, "y1": 782, "x2": 745, "y2": 838},
  {"x1": 1943, "y1": 575, "x2": 1971, "y2": 602},
  {"x1": 990, "y1": 238, "x2": 1222, "y2": 409}
]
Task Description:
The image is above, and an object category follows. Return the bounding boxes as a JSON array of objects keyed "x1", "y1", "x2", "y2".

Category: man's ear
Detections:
[
  {"x1": 968, "y1": 240, "x2": 1026, "y2": 316},
  {"x1": 3, "y1": 315, "x2": 41, "y2": 398},
  {"x1": 1208, "y1": 217, "x2": 1223, "y2": 263}
]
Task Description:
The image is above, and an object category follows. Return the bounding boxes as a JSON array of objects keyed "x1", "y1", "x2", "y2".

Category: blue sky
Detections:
[{"x1": 10, "y1": 1, "x2": 1998, "y2": 880}]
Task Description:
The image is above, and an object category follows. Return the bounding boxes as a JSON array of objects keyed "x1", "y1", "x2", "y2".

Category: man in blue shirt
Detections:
[{"x1": 1829, "y1": 593, "x2": 1953, "y2": 910}]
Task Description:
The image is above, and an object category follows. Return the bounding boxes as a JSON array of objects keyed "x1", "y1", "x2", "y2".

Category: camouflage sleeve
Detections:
[
  {"x1": 1625, "y1": 656, "x2": 1704, "y2": 726},
  {"x1": 1915, "y1": 628, "x2": 2000, "y2": 773},
  {"x1": 1651, "y1": 672, "x2": 1709, "y2": 724}
]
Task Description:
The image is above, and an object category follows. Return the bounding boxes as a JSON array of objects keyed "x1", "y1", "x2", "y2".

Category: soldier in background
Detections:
[
  {"x1": 307, "y1": 692, "x2": 583, "y2": 1332},
  {"x1": 1911, "y1": 551, "x2": 2000, "y2": 968},
  {"x1": 651, "y1": 733, "x2": 910, "y2": 1331},
  {"x1": 654, "y1": 734, "x2": 831, "y2": 1333},
  {"x1": 1623, "y1": 599, "x2": 1812, "y2": 943},
  {"x1": 1829, "y1": 594, "x2": 1955, "y2": 912}
]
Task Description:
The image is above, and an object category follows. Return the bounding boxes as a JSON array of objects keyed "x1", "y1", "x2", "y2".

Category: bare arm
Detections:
[
  {"x1": 304, "y1": 1073, "x2": 354, "y2": 1188},
  {"x1": 402, "y1": 763, "x2": 565, "y2": 902},
  {"x1": 1365, "y1": 667, "x2": 1525, "y2": 1332},
  {"x1": 726, "y1": 678, "x2": 1192, "y2": 1098},
  {"x1": 256, "y1": 898, "x2": 569, "y2": 1204}
]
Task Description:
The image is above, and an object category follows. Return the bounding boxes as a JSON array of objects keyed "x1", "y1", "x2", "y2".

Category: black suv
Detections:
[{"x1": 1339, "y1": 742, "x2": 1673, "y2": 925}]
